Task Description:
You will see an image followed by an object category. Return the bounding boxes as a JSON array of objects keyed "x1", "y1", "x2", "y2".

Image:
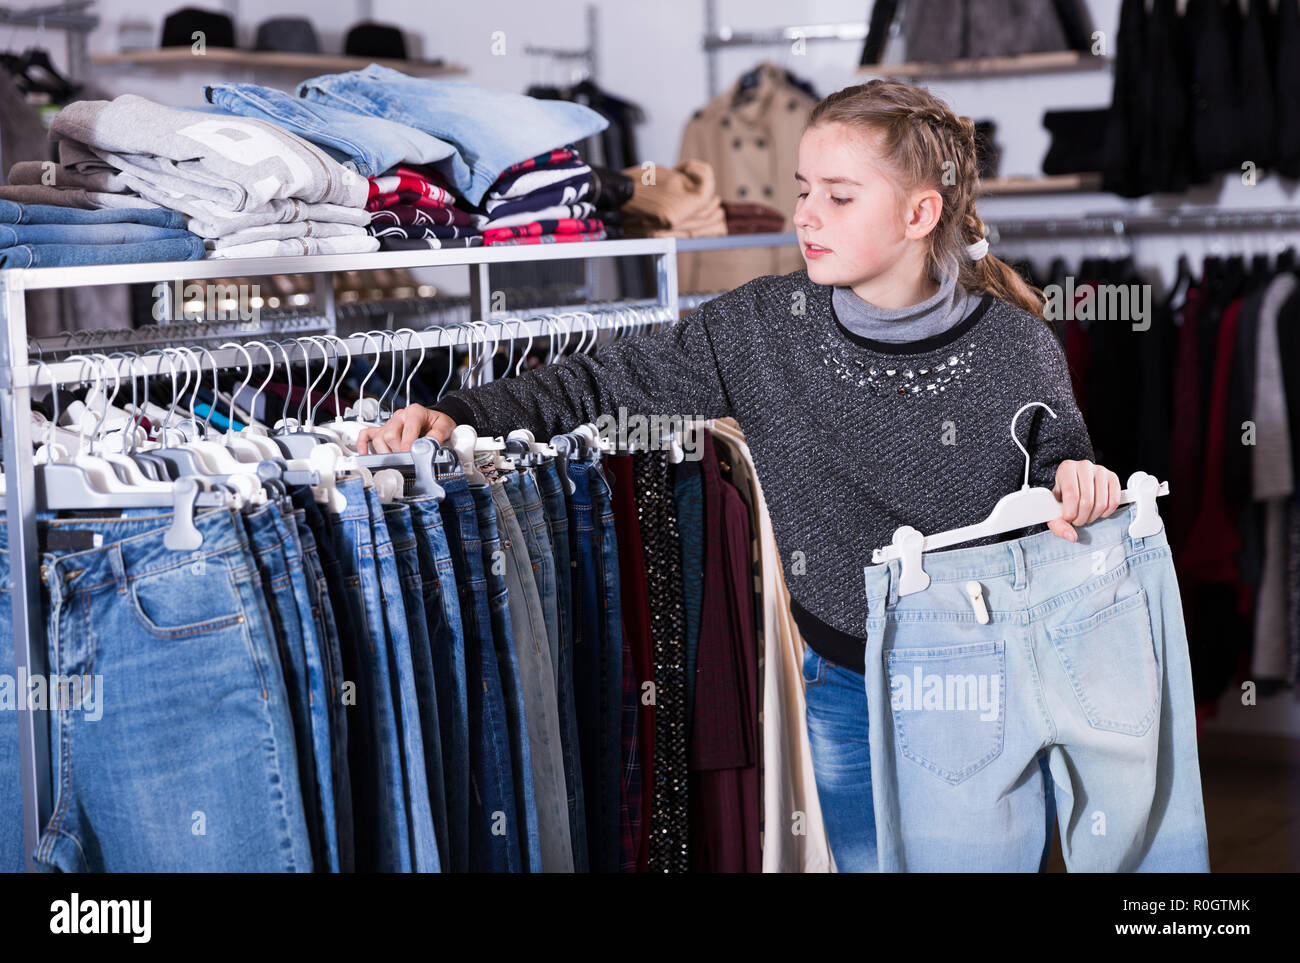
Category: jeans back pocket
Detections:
[
  {"x1": 1047, "y1": 588, "x2": 1159, "y2": 736},
  {"x1": 885, "y1": 639, "x2": 1006, "y2": 786}
]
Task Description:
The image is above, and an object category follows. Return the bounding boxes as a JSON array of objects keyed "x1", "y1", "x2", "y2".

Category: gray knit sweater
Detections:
[{"x1": 433, "y1": 269, "x2": 1095, "y2": 673}]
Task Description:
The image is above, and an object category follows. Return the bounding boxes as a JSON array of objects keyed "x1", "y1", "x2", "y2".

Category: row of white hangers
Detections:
[
  {"x1": 7, "y1": 308, "x2": 682, "y2": 552},
  {"x1": 870, "y1": 401, "x2": 1169, "y2": 599}
]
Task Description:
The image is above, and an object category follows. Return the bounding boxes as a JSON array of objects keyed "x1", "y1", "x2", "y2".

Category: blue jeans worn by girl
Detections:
[{"x1": 861, "y1": 504, "x2": 1210, "y2": 872}]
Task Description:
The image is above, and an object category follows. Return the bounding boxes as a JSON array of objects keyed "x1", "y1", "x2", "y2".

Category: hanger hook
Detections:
[
  {"x1": 1010, "y1": 401, "x2": 1058, "y2": 489},
  {"x1": 307, "y1": 336, "x2": 337, "y2": 427},
  {"x1": 398, "y1": 328, "x2": 426, "y2": 409},
  {"x1": 355, "y1": 330, "x2": 383, "y2": 413},
  {"x1": 243, "y1": 340, "x2": 278, "y2": 427},
  {"x1": 322, "y1": 334, "x2": 353, "y2": 421},
  {"x1": 217, "y1": 341, "x2": 256, "y2": 435}
]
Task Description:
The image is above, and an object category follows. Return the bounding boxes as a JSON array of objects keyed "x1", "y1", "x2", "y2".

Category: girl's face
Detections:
[{"x1": 793, "y1": 122, "x2": 938, "y2": 291}]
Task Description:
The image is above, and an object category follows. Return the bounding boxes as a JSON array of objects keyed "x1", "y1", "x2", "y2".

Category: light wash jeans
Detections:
[
  {"x1": 205, "y1": 82, "x2": 458, "y2": 179},
  {"x1": 296, "y1": 64, "x2": 608, "y2": 206},
  {"x1": 861, "y1": 503, "x2": 1210, "y2": 872}
]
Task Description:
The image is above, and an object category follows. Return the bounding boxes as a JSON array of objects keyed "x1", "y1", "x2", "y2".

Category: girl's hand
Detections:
[
  {"x1": 1046, "y1": 459, "x2": 1121, "y2": 542},
  {"x1": 356, "y1": 404, "x2": 458, "y2": 454}
]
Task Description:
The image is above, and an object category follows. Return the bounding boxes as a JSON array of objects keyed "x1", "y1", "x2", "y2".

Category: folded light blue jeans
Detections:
[{"x1": 861, "y1": 503, "x2": 1210, "y2": 872}]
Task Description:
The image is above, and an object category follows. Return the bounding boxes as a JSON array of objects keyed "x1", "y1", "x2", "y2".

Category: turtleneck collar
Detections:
[{"x1": 831, "y1": 261, "x2": 979, "y2": 344}]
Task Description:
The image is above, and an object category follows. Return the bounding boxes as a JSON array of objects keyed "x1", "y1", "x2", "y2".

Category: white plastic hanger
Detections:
[{"x1": 871, "y1": 401, "x2": 1170, "y2": 596}]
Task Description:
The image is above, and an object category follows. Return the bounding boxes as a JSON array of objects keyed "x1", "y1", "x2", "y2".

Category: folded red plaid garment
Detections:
[
  {"x1": 481, "y1": 217, "x2": 604, "y2": 242},
  {"x1": 369, "y1": 203, "x2": 475, "y2": 227},
  {"x1": 366, "y1": 173, "x2": 456, "y2": 206},
  {"x1": 485, "y1": 228, "x2": 606, "y2": 247},
  {"x1": 365, "y1": 190, "x2": 462, "y2": 213}
]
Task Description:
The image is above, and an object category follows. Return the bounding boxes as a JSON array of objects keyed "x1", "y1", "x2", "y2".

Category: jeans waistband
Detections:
[{"x1": 864, "y1": 503, "x2": 1169, "y2": 615}]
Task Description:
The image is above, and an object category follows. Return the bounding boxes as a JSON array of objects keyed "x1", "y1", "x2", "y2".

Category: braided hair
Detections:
[{"x1": 805, "y1": 79, "x2": 1045, "y2": 320}]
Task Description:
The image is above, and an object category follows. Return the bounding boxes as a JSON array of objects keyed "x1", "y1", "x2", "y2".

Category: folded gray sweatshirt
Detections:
[
  {"x1": 431, "y1": 269, "x2": 1095, "y2": 673},
  {"x1": 50, "y1": 95, "x2": 367, "y2": 216}
]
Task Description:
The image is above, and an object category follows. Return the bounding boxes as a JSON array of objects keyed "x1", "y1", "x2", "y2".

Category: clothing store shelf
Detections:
[
  {"x1": 0, "y1": 234, "x2": 681, "y2": 871},
  {"x1": 2, "y1": 237, "x2": 678, "y2": 291},
  {"x1": 979, "y1": 173, "x2": 1103, "y2": 196},
  {"x1": 676, "y1": 232, "x2": 797, "y2": 252},
  {"x1": 859, "y1": 50, "x2": 1110, "y2": 80},
  {"x1": 91, "y1": 48, "x2": 465, "y2": 77}
]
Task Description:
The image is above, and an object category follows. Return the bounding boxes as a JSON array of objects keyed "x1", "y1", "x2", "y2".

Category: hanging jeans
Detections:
[
  {"x1": 241, "y1": 503, "x2": 334, "y2": 872},
  {"x1": 535, "y1": 458, "x2": 588, "y2": 871},
  {"x1": 437, "y1": 472, "x2": 522, "y2": 872},
  {"x1": 493, "y1": 475, "x2": 573, "y2": 872},
  {"x1": 405, "y1": 493, "x2": 470, "y2": 873},
  {"x1": 861, "y1": 504, "x2": 1210, "y2": 872},
  {"x1": 364, "y1": 488, "x2": 440, "y2": 872},
  {"x1": 382, "y1": 501, "x2": 450, "y2": 870},
  {"x1": 292, "y1": 488, "x2": 358, "y2": 872},
  {"x1": 567, "y1": 459, "x2": 624, "y2": 872},
  {"x1": 6, "y1": 507, "x2": 313, "y2": 871},
  {"x1": 332, "y1": 477, "x2": 412, "y2": 871},
  {"x1": 470, "y1": 480, "x2": 543, "y2": 872},
  {"x1": 288, "y1": 499, "x2": 354, "y2": 873}
]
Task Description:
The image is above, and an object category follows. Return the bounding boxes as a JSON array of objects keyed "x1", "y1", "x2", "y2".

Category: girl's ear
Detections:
[{"x1": 905, "y1": 188, "x2": 943, "y2": 240}]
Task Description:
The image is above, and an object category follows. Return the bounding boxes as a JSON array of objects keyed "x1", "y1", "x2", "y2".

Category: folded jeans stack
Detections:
[
  {"x1": 47, "y1": 94, "x2": 376, "y2": 259},
  {"x1": 0, "y1": 199, "x2": 204, "y2": 268},
  {"x1": 619, "y1": 159, "x2": 726, "y2": 239}
]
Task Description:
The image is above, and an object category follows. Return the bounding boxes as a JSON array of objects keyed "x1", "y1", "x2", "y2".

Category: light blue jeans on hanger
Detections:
[
  {"x1": 295, "y1": 64, "x2": 609, "y2": 206},
  {"x1": 861, "y1": 503, "x2": 1210, "y2": 873}
]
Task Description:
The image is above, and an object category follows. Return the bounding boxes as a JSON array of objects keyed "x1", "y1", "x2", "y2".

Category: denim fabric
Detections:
[
  {"x1": 469, "y1": 481, "x2": 543, "y2": 872},
  {"x1": 274, "y1": 504, "x2": 340, "y2": 873},
  {"x1": 289, "y1": 502, "x2": 354, "y2": 873},
  {"x1": 588, "y1": 464, "x2": 625, "y2": 873},
  {"x1": 296, "y1": 65, "x2": 609, "y2": 206},
  {"x1": 436, "y1": 472, "x2": 521, "y2": 872},
  {"x1": 365, "y1": 489, "x2": 440, "y2": 873},
  {"x1": 205, "y1": 83, "x2": 458, "y2": 179},
  {"x1": 332, "y1": 477, "x2": 411, "y2": 871},
  {"x1": 8, "y1": 507, "x2": 312, "y2": 870},
  {"x1": 291, "y1": 488, "x2": 357, "y2": 872},
  {"x1": 382, "y1": 501, "x2": 450, "y2": 870},
  {"x1": 0, "y1": 223, "x2": 196, "y2": 246},
  {"x1": 0, "y1": 198, "x2": 185, "y2": 227},
  {"x1": 506, "y1": 472, "x2": 560, "y2": 681},
  {"x1": 535, "y1": 458, "x2": 588, "y2": 871},
  {"x1": 862, "y1": 504, "x2": 1211, "y2": 872},
  {"x1": 241, "y1": 504, "x2": 328, "y2": 871},
  {"x1": 492, "y1": 476, "x2": 573, "y2": 872},
  {"x1": 566, "y1": 460, "x2": 612, "y2": 871},
  {"x1": 672, "y1": 463, "x2": 704, "y2": 732},
  {"x1": 406, "y1": 494, "x2": 470, "y2": 873},
  {"x1": 0, "y1": 235, "x2": 206, "y2": 268}
]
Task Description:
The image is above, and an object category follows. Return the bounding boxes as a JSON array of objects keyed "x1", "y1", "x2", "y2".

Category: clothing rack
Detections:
[
  {"x1": 985, "y1": 208, "x2": 1300, "y2": 243},
  {"x1": 0, "y1": 236, "x2": 679, "y2": 871},
  {"x1": 523, "y1": 3, "x2": 598, "y2": 84},
  {"x1": 700, "y1": 0, "x2": 864, "y2": 97}
]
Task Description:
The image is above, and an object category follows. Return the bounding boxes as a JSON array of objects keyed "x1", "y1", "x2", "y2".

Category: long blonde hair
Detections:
[{"x1": 806, "y1": 79, "x2": 1045, "y2": 319}]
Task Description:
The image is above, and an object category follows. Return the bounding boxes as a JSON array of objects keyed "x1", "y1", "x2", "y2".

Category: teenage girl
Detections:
[{"x1": 357, "y1": 79, "x2": 1122, "y2": 871}]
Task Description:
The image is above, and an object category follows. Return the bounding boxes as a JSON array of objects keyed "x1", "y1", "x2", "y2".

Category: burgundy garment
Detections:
[
  {"x1": 1168, "y1": 287, "x2": 1206, "y2": 557},
  {"x1": 607, "y1": 454, "x2": 654, "y2": 872},
  {"x1": 689, "y1": 431, "x2": 761, "y2": 873},
  {"x1": 1180, "y1": 298, "x2": 1245, "y2": 581},
  {"x1": 368, "y1": 203, "x2": 475, "y2": 227}
]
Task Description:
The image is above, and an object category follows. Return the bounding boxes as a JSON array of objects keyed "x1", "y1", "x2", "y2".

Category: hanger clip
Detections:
[{"x1": 164, "y1": 476, "x2": 205, "y2": 552}]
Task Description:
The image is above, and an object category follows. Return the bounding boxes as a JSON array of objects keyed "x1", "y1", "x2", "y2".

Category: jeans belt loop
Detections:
[
  {"x1": 1010, "y1": 539, "x2": 1027, "y2": 591},
  {"x1": 109, "y1": 541, "x2": 128, "y2": 595}
]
